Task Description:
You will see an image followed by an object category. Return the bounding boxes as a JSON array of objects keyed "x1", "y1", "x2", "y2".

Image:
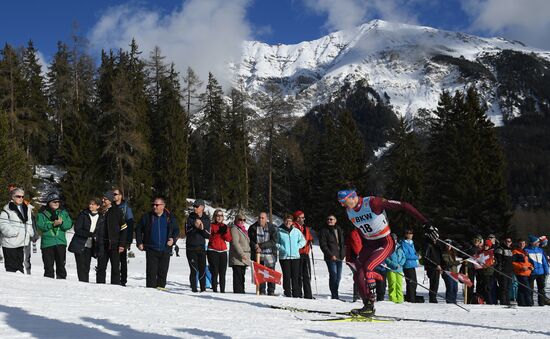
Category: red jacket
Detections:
[
  {"x1": 294, "y1": 222, "x2": 314, "y2": 255},
  {"x1": 345, "y1": 229, "x2": 363, "y2": 262},
  {"x1": 208, "y1": 222, "x2": 232, "y2": 251}
]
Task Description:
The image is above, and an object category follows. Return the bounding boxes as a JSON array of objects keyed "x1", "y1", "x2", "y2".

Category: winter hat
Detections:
[
  {"x1": 45, "y1": 191, "x2": 60, "y2": 204},
  {"x1": 193, "y1": 199, "x2": 205, "y2": 207},
  {"x1": 473, "y1": 234, "x2": 483, "y2": 243},
  {"x1": 103, "y1": 191, "x2": 115, "y2": 202},
  {"x1": 444, "y1": 238, "x2": 453, "y2": 245},
  {"x1": 539, "y1": 235, "x2": 548, "y2": 247},
  {"x1": 292, "y1": 210, "x2": 305, "y2": 219},
  {"x1": 484, "y1": 239, "x2": 492, "y2": 247},
  {"x1": 337, "y1": 189, "x2": 357, "y2": 203},
  {"x1": 528, "y1": 235, "x2": 540, "y2": 244}
]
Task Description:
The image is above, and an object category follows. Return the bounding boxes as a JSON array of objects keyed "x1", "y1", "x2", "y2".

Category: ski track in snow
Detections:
[{"x1": 1, "y1": 236, "x2": 549, "y2": 338}]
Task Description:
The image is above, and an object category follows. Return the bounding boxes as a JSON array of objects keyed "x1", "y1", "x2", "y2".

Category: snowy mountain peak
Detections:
[{"x1": 232, "y1": 20, "x2": 550, "y2": 125}]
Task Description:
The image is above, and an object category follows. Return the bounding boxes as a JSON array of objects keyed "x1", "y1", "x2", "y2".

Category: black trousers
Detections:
[
  {"x1": 187, "y1": 249, "x2": 206, "y2": 292},
  {"x1": 120, "y1": 248, "x2": 128, "y2": 286},
  {"x1": 529, "y1": 274, "x2": 548, "y2": 306},
  {"x1": 74, "y1": 247, "x2": 92, "y2": 282},
  {"x1": 207, "y1": 251, "x2": 228, "y2": 292},
  {"x1": 299, "y1": 253, "x2": 312, "y2": 299},
  {"x1": 403, "y1": 267, "x2": 418, "y2": 302},
  {"x1": 3, "y1": 247, "x2": 24, "y2": 273},
  {"x1": 42, "y1": 245, "x2": 67, "y2": 279},
  {"x1": 375, "y1": 270, "x2": 387, "y2": 301},
  {"x1": 146, "y1": 250, "x2": 171, "y2": 288},
  {"x1": 97, "y1": 246, "x2": 121, "y2": 284},
  {"x1": 497, "y1": 273, "x2": 512, "y2": 305},
  {"x1": 476, "y1": 274, "x2": 494, "y2": 304},
  {"x1": 516, "y1": 275, "x2": 533, "y2": 306},
  {"x1": 426, "y1": 269, "x2": 440, "y2": 302},
  {"x1": 281, "y1": 259, "x2": 301, "y2": 298},
  {"x1": 232, "y1": 265, "x2": 247, "y2": 293}
]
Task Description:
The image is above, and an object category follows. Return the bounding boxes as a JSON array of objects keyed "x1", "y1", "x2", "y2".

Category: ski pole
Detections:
[
  {"x1": 382, "y1": 263, "x2": 470, "y2": 312},
  {"x1": 310, "y1": 243, "x2": 318, "y2": 295},
  {"x1": 435, "y1": 238, "x2": 548, "y2": 302}
]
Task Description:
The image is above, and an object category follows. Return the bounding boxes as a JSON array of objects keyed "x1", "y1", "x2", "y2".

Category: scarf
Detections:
[{"x1": 235, "y1": 222, "x2": 248, "y2": 238}]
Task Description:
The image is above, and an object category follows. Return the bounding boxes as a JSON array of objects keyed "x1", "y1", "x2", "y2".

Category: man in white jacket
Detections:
[{"x1": 0, "y1": 188, "x2": 34, "y2": 272}]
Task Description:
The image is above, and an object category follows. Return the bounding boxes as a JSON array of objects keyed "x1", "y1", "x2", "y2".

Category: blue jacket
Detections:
[
  {"x1": 385, "y1": 243, "x2": 406, "y2": 273},
  {"x1": 524, "y1": 246, "x2": 549, "y2": 276},
  {"x1": 400, "y1": 239, "x2": 419, "y2": 269},
  {"x1": 136, "y1": 211, "x2": 179, "y2": 253},
  {"x1": 277, "y1": 225, "x2": 306, "y2": 260}
]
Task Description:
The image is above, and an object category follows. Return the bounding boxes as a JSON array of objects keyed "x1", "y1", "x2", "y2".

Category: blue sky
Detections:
[
  {"x1": 1, "y1": 0, "x2": 549, "y2": 83},
  {"x1": 3, "y1": 0, "x2": 547, "y2": 58}
]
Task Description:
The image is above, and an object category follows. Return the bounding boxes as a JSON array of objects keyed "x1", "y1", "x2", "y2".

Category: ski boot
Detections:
[{"x1": 350, "y1": 301, "x2": 375, "y2": 317}]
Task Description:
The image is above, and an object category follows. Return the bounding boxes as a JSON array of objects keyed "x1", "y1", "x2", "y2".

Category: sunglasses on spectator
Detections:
[
  {"x1": 193, "y1": 205, "x2": 201, "y2": 208},
  {"x1": 327, "y1": 218, "x2": 335, "y2": 221},
  {"x1": 215, "y1": 214, "x2": 224, "y2": 218},
  {"x1": 152, "y1": 203, "x2": 164, "y2": 207},
  {"x1": 51, "y1": 201, "x2": 60, "y2": 204},
  {"x1": 14, "y1": 195, "x2": 24, "y2": 198},
  {"x1": 238, "y1": 218, "x2": 246, "y2": 221},
  {"x1": 113, "y1": 193, "x2": 121, "y2": 196}
]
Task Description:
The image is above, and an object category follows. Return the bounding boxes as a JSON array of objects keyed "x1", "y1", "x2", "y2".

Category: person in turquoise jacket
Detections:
[
  {"x1": 385, "y1": 233, "x2": 406, "y2": 303},
  {"x1": 36, "y1": 192, "x2": 73, "y2": 279},
  {"x1": 277, "y1": 214, "x2": 306, "y2": 297},
  {"x1": 400, "y1": 228, "x2": 420, "y2": 302}
]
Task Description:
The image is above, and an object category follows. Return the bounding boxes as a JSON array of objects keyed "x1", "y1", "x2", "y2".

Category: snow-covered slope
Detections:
[
  {"x1": 1, "y1": 238, "x2": 549, "y2": 338},
  {"x1": 232, "y1": 20, "x2": 550, "y2": 125}
]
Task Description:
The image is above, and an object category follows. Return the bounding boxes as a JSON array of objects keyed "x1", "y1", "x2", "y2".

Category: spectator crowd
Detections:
[{"x1": 0, "y1": 186, "x2": 548, "y2": 307}]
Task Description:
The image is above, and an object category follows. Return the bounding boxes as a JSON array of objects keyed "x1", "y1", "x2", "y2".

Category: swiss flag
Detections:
[
  {"x1": 446, "y1": 271, "x2": 474, "y2": 287},
  {"x1": 466, "y1": 249, "x2": 495, "y2": 270},
  {"x1": 253, "y1": 262, "x2": 282, "y2": 285}
]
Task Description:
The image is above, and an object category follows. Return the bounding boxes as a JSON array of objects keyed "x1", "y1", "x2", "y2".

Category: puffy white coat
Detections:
[{"x1": 0, "y1": 203, "x2": 34, "y2": 248}]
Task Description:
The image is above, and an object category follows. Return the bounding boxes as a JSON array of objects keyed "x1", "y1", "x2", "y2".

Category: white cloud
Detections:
[
  {"x1": 303, "y1": 0, "x2": 423, "y2": 32},
  {"x1": 89, "y1": 0, "x2": 252, "y2": 87},
  {"x1": 462, "y1": 0, "x2": 550, "y2": 49}
]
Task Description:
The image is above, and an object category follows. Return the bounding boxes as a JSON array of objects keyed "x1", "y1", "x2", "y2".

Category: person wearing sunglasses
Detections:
[
  {"x1": 185, "y1": 199, "x2": 211, "y2": 292},
  {"x1": 494, "y1": 237, "x2": 514, "y2": 305},
  {"x1": 112, "y1": 187, "x2": 135, "y2": 287},
  {"x1": 207, "y1": 209, "x2": 232, "y2": 293},
  {"x1": 337, "y1": 188, "x2": 436, "y2": 317},
  {"x1": 229, "y1": 213, "x2": 251, "y2": 293},
  {"x1": 318, "y1": 215, "x2": 345, "y2": 299},
  {"x1": 135, "y1": 196, "x2": 179, "y2": 288},
  {"x1": 248, "y1": 212, "x2": 278, "y2": 296},
  {"x1": 95, "y1": 191, "x2": 128, "y2": 285},
  {"x1": 0, "y1": 187, "x2": 36, "y2": 273},
  {"x1": 36, "y1": 191, "x2": 73, "y2": 279}
]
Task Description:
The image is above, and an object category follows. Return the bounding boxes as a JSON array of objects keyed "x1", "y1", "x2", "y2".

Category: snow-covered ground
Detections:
[{"x1": 1, "y1": 236, "x2": 549, "y2": 338}]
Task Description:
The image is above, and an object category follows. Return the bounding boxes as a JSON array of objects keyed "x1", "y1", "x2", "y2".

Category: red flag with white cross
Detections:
[{"x1": 253, "y1": 262, "x2": 282, "y2": 285}]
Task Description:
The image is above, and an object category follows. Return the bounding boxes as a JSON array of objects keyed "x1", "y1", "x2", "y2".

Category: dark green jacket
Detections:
[{"x1": 36, "y1": 207, "x2": 73, "y2": 249}]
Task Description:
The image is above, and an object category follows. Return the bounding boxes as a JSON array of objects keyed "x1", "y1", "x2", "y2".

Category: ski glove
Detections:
[
  {"x1": 423, "y1": 223, "x2": 439, "y2": 242},
  {"x1": 219, "y1": 225, "x2": 227, "y2": 234}
]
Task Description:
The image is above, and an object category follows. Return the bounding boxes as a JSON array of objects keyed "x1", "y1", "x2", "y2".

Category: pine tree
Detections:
[
  {"x1": 0, "y1": 44, "x2": 25, "y2": 137},
  {"x1": 199, "y1": 72, "x2": 229, "y2": 205},
  {"x1": 0, "y1": 96, "x2": 32, "y2": 191},
  {"x1": 384, "y1": 116, "x2": 425, "y2": 231},
  {"x1": 46, "y1": 42, "x2": 73, "y2": 152},
  {"x1": 19, "y1": 41, "x2": 51, "y2": 161},
  {"x1": 426, "y1": 88, "x2": 510, "y2": 237}
]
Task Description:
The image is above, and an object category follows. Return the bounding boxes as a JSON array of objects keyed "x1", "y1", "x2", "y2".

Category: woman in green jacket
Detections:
[{"x1": 36, "y1": 192, "x2": 72, "y2": 279}]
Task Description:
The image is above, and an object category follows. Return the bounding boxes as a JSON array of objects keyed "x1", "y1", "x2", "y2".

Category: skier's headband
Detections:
[{"x1": 337, "y1": 189, "x2": 357, "y2": 204}]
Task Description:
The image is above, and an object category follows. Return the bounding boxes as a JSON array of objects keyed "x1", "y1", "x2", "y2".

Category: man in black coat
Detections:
[
  {"x1": 495, "y1": 237, "x2": 514, "y2": 305},
  {"x1": 185, "y1": 199, "x2": 210, "y2": 292},
  {"x1": 319, "y1": 214, "x2": 345, "y2": 299},
  {"x1": 424, "y1": 238, "x2": 443, "y2": 303},
  {"x1": 136, "y1": 196, "x2": 179, "y2": 288},
  {"x1": 248, "y1": 212, "x2": 279, "y2": 295},
  {"x1": 96, "y1": 191, "x2": 127, "y2": 285}
]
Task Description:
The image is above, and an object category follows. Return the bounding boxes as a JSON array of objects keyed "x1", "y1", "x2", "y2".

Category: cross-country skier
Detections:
[{"x1": 337, "y1": 189, "x2": 439, "y2": 317}]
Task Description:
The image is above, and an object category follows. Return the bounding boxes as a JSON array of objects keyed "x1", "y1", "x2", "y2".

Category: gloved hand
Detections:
[
  {"x1": 423, "y1": 223, "x2": 439, "y2": 242},
  {"x1": 219, "y1": 225, "x2": 227, "y2": 234}
]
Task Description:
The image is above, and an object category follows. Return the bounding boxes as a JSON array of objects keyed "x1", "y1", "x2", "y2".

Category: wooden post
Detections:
[{"x1": 256, "y1": 252, "x2": 261, "y2": 295}]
